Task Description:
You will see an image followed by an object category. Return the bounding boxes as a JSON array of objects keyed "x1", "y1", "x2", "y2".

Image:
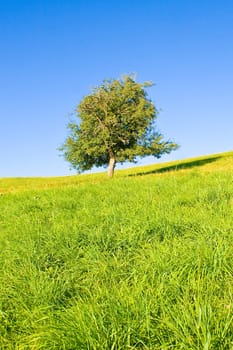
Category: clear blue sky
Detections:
[{"x1": 1, "y1": 0, "x2": 232, "y2": 177}]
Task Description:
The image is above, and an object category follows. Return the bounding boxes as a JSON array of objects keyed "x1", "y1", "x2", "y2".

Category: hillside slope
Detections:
[
  {"x1": 0, "y1": 151, "x2": 233, "y2": 349},
  {"x1": 1, "y1": 150, "x2": 233, "y2": 194}
]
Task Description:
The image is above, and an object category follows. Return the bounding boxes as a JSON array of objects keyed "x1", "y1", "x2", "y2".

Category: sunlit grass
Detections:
[
  {"x1": 0, "y1": 151, "x2": 233, "y2": 349},
  {"x1": 1, "y1": 151, "x2": 232, "y2": 194}
]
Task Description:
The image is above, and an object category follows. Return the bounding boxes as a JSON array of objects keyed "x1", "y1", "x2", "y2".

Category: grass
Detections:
[{"x1": 0, "y1": 151, "x2": 233, "y2": 349}]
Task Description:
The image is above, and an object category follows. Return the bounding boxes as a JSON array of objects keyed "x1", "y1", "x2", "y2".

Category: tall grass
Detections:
[{"x1": 0, "y1": 152, "x2": 233, "y2": 349}]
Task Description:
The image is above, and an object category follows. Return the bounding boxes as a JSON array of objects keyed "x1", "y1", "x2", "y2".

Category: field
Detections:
[{"x1": 0, "y1": 151, "x2": 233, "y2": 349}]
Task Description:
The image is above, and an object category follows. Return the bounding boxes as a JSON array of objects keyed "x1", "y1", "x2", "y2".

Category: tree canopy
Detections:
[{"x1": 61, "y1": 75, "x2": 179, "y2": 177}]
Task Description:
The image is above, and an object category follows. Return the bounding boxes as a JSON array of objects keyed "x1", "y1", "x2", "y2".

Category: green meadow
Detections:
[{"x1": 0, "y1": 151, "x2": 233, "y2": 349}]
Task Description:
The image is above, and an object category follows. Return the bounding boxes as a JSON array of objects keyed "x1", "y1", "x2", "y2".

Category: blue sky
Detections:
[{"x1": 1, "y1": 0, "x2": 232, "y2": 177}]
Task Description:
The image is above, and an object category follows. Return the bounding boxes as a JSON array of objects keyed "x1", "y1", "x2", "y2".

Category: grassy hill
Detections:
[
  {"x1": 1, "y1": 151, "x2": 233, "y2": 194},
  {"x1": 0, "y1": 151, "x2": 233, "y2": 349}
]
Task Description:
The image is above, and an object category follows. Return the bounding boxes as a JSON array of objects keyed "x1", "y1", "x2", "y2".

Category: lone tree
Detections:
[{"x1": 61, "y1": 75, "x2": 179, "y2": 177}]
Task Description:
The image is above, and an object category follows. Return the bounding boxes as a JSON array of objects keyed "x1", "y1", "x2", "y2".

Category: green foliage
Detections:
[
  {"x1": 60, "y1": 75, "x2": 178, "y2": 174},
  {"x1": 0, "y1": 152, "x2": 233, "y2": 348}
]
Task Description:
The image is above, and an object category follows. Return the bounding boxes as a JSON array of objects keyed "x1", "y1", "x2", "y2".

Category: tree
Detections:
[{"x1": 60, "y1": 75, "x2": 179, "y2": 177}]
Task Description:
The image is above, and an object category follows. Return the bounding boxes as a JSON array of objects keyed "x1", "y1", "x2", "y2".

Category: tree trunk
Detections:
[{"x1": 107, "y1": 157, "x2": 116, "y2": 178}]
